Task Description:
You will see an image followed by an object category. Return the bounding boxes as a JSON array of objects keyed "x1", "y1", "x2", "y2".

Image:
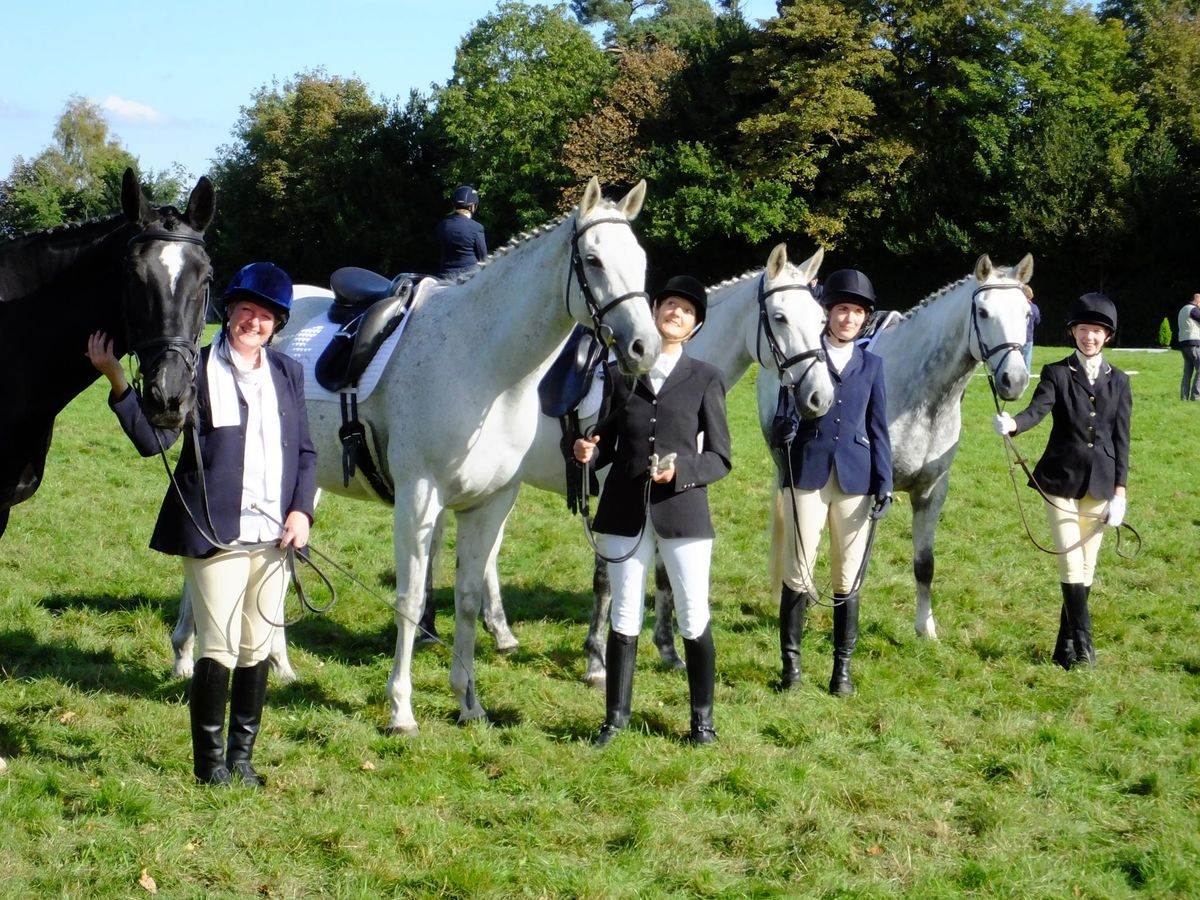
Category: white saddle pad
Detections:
[{"x1": 287, "y1": 280, "x2": 432, "y2": 403}]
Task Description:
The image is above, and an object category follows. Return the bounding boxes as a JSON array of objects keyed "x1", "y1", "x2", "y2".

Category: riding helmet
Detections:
[
  {"x1": 1067, "y1": 292, "x2": 1118, "y2": 334},
  {"x1": 820, "y1": 269, "x2": 876, "y2": 312},
  {"x1": 654, "y1": 274, "x2": 708, "y2": 326},
  {"x1": 222, "y1": 261, "x2": 294, "y2": 327},
  {"x1": 453, "y1": 185, "x2": 480, "y2": 209}
]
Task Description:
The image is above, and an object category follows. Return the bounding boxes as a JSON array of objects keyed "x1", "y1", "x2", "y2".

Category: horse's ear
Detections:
[
  {"x1": 766, "y1": 243, "x2": 788, "y2": 278},
  {"x1": 184, "y1": 176, "x2": 216, "y2": 233},
  {"x1": 580, "y1": 176, "x2": 602, "y2": 218},
  {"x1": 121, "y1": 167, "x2": 154, "y2": 225},
  {"x1": 1014, "y1": 252, "x2": 1034, "y2": 284},
  {"x1": 974, "y1": 254, "x2": 994, "y2": 281},
  {"x1": 617, "y1": 179, "x2": 646, "y2": 221},
  {"x1": 798, "y1": 246, "x2": 825, "y2": 283}
]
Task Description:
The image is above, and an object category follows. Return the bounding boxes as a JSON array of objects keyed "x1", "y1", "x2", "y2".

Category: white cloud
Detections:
[{"x1": 99, "y1": 96, "x2": 168, "y2": 126}]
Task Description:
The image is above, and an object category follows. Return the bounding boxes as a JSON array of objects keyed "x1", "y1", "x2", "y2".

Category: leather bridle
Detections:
[{"x1": 124, "y1": 227, "x2": 210, "y2": 381}]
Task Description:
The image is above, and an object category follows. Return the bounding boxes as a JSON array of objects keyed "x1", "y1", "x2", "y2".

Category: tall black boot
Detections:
[
  {"x1": 1052, "y1": 585, "x2": 1077, "y2": 670},
  {"x1": 190, "y1": 657, "x2": 231, "y2": 786},
  {"x1": 1064, "y1": 583, "x2": 1096, "y2": 667},
  {"x1": 594, "y1": 631, "x2": 638, "y2": 747},
  {"x1": 226, "y1": 660, "x2": 270, "y2": 787},
  {"x1": 683, "y1": 623, "x2": 717, "y2": 744},
  {"x1": 779, "y1": 584, "x2": 807, "y2": 690},
  {"x1": 829, "y1": 593, "x2": 859, "y2": 696}
]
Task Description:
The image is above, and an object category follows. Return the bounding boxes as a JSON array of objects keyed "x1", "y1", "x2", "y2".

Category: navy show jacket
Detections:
[
  {"x1": 436, "y1": 213, "x2": 487, "y2": 275},
  {"x1": 590, "y1": 354, "x2": 731, "y2": 539},
  {"x1": 783, "y1": 343, "x2": 893, "y2": 498},
  {"x1": 110, "y1": 344, "x2": 318, "y2": 558},
  {"x1": 1011, "y1": 353, "x2": 1131, "y2": 500}
]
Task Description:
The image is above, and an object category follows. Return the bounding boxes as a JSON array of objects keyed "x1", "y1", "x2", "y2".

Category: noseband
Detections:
[
  {"x1": 125, "y1": 227, "x2": 210, "y2": 379},
  {"x1": 568, "y1": 217, "x2": 650, "y2": 368},
  {"x1": 755, "y1": 276, "x2": 826, "y2": 381}
]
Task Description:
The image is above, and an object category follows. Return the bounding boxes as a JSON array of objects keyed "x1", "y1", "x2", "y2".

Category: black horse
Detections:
[{"x1": 0, "y1": 167, "x2": 215, "y2": 537}]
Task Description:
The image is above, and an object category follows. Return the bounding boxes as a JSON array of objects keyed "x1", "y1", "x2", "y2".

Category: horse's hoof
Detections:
[
  {"x1": 457, "y1": 709, "x2": 490, "y2": 727},
  {"x1": 657, "y1": 650, "x2": 686, "y2": 671},
  {"x1": 493, "y1": 633, "x2": 519, "y2": 654},
  {"x1": 385, "y1": 722, "x2": 420, "y2": 737},
  {"x1": 173, "y1": 659, "x2": 195, "y2": 679},
  {"x1": 582, "y1": 668, "x2": 606, "y2": 689}
]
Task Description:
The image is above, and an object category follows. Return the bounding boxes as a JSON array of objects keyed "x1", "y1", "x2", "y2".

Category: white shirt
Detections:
[
  {"x1": 824, "y1": 337, "x2": 854, "y2": 374},
  {"x1": 648, "y1": 349, "x2": 682, "y2": 394},
  {"x1": 1074, "y1": 349, "x2": 1103, "y2": 385}
]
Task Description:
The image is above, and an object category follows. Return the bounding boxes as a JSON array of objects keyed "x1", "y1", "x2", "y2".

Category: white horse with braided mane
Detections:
[
  {"x1": 762, "y1": 253, "x2": 1035, "y2": 639},
  {"x1": 177, "y1": 178, "x2": 658, "y2": 734}
]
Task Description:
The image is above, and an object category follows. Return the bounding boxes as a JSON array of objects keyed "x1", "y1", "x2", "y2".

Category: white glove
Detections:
[
  {"x1": 1106, "y1": 495, "x2": 1126, "y2": 528},
  {"x1": 993, "y1": 412, "x2": 1016, "y2": 436}
]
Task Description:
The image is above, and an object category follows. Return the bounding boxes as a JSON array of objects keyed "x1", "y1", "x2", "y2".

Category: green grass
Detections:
[{"x1": 2, "y1": 346, "x2": 1198, "y2": 898}]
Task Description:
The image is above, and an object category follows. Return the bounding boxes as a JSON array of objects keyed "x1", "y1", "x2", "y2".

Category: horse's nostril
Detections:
[{"x1": 630, "y1": 339, "x2": 645, "y2": 359}]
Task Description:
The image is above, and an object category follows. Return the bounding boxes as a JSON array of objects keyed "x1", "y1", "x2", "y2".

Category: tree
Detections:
[
  {"x1": 0, "y1": 96, "x2": 183, "y2": 237},
  {"x1": 431, "y1": 2, "x2": 614, "y2": 235}
]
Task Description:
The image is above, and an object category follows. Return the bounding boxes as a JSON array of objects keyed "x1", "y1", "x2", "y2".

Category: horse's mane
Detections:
[
  {"x1": 0, "y1": 212, "x2": 126, "y2": 252},
  {"x1": 895, "y1": 274, "x2": 974, "y2": 322}
]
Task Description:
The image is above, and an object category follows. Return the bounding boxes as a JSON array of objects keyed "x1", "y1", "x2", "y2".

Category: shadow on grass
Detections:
[
  {"x1": 0, "y1": 627, "x2": 176, "y2": 701},
  {"x1": 39, "y1": 591, "x2": 166, "y2": 616}
]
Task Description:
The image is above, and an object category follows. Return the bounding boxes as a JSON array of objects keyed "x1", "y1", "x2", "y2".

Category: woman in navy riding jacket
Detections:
[
  {"x1": 774, "y1": 269, "x2": 892, "y2": 696},
  {"x1": 574, "y1": 275, "x2": 731, "y2": 746},
  {"x1": 994, "y1": 292, "x2": 1130, "y2": 668},
  {"x1": 87, "y1": 262, "x2": 316, "y2": 786}
]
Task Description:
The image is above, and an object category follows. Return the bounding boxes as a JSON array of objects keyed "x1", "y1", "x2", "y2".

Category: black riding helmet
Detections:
[
  {"x1": 1067, "y1": 292, "x2": 1118, "y2": 334},
  {"x1": 820, "y1": 269, "x2": 876, "y2": 312},
  {"x1": 453, "y1": 185, "x2": 480, "y2": 209},
  {"x1": 654, "y1": 274, "x2": 708, "y2": 327}
]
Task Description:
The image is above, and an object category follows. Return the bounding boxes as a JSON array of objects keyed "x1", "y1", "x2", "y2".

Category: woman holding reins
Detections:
[
  {"x1": 87, "y1": 261, "x2": 316, "y2": 786},
  {"x1": 574, "y1": 275, "x2": 732, "y2": 746},
  {"x1": 993, "y1": 292, "x2": 1130, "y2": 668}
]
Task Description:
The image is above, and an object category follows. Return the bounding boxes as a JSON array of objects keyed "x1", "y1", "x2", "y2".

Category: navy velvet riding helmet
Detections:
[
  {"x1": 1067, "y1": 292, "x2": 1118, "y2": 334},
  {"x1": 453, "y1": 185, "x2": 480, "y2": 209},
  {"x1": 222, "y1": 262, "x2": 294, "y2": 327},
  {"x1": 820, "y1": 269, "x2": 876, "y2": 312},
  {"x1": 654, "y1": 274, "x2": 708, "y2": 326}
]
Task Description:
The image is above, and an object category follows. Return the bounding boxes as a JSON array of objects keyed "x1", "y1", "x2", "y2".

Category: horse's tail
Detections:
[{"x1": 768, "y1": 484, "x2": 786, "y2": 595}]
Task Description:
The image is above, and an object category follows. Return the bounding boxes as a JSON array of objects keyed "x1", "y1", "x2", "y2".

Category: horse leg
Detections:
[
  {"x1": 450, "y1": 486, "x2": 520, "y2": 725},
  {"x1": 482, "y1": 550, "x2": 519, "y2": 653},
  {"x1": 911, "y1": 478, "x2": 949, "y2": 640},
  {"x1": 385, "y1": 484, "x2": 442, "y2": 736},
  {"x1": 172, "y1": 580, "x2": 196, "y2": 679},
  {"x1": 651, "y1": 553, "x2": 684, "y2": 670},
  {"x1": 582, "y1": 553, "x2": 611, "y2": 687}
]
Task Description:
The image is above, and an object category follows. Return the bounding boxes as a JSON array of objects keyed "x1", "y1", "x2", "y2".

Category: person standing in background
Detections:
[
  {"x1": 1022, "y1": 285, "x2": 1041, "y2": 372},
  {"x1": 1177, "y1": 293, "x2": 1200, "y2": 400}
]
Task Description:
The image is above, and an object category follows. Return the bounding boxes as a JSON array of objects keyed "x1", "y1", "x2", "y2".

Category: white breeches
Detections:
[
  {"x1": 780, "y1": 481, "x2": 872, "y2": 595},
  {"x1": 1044, "y1": 495, "x2": 1108, "y2": 585},
  {"x1": 602, "y1": 528, "x2": 713, "y2": 640},
  {"x1": 183, "y1": 545, "x2": 289, "y2": 668}
]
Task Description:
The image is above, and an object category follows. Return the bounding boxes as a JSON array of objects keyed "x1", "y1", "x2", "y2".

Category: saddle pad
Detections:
[{"x1": 288, "y1": 280, "x2": 430, "y2": 403}]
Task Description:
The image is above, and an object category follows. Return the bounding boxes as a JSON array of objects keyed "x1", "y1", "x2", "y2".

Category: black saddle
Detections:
[
  {"x1": 857, "y1": 309, "x2": 901, "y2": 346},
  {"x1": 538, "y1": 324, "x2": 605, "y2": 418},
  {"x1": 316, "y1": 267, "x2": 419, "y2": 393}
]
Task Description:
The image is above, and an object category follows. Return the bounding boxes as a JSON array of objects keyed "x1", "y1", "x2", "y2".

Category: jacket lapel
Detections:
[{"x1": 657, "y1": 353, "x2": 695, "y2": 399}]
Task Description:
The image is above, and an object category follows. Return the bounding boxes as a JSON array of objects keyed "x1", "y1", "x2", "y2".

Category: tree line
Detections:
[{"x1": 4, "y1": 0, "x2": 1198, "y2": 344}]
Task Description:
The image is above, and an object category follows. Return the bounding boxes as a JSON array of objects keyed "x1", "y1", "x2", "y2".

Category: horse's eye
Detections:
[
  {"x1": 773, "y1": 313, "x2": 788, "y2": 324},
  {"x1": 978, "y1": 308, "x2": 990, "y2": 319},
  {"x1": 585, "y1": 254, "x2": 602, "y2": 268}
]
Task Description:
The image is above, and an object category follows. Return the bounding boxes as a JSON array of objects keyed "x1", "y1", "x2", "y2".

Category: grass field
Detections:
[{"x1": 1, "y1": 345, "x2": 1198, "y2": 898}]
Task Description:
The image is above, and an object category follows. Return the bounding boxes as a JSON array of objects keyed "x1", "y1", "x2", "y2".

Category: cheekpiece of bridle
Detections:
[
  {"x1": 124, "y1": 227, "x2": 210, "y2": 382},
  {"x1": 756, "y1": 275, "x2": 826, "y2": 379},
  {"x1": 568, "y1": 217, "x2": 649, "y2": 369},
  {"x1": 969, "y1": 281, "x2": 1027, "y2": 413}
]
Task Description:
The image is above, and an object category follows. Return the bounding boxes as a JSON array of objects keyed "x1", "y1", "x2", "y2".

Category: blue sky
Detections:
[{"x1": 1, "y1": 0, "x2": 779, "y2": 183}]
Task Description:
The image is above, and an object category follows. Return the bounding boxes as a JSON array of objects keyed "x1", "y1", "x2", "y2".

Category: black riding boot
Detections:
[
  {"x1": 226, "y1": 660, "x2": 270, "y2": 787},
  {"x1": 779, "y1": 584, "x2": 807, "y2": 690},
  {"x1": 683, "y1": 623, "x2": 717, "y2": 744},
  {"x1": 829, "y1": 593, "x2": 859, "y2": 696},
  {"x1": 1064, "y1": 583, "x2": 1096, "y2": 667},
  {"x1": 190, "y1": 657, "x2": 231, "y2": 786},
  {"x1": 594, "y1": 631, "x2": 638, "y2": 747},
  {"x1": 1052, "y1": 585, "x2": 1077, "y2": 670}
]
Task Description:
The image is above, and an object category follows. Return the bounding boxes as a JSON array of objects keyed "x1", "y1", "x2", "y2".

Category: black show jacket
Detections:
[
  {"x1": 1011, "y1": 353, "x2": 1131, "y2": 500},
  {"x1": 110, "y1": 344, "x2": 318, "y2": 558},
  {"x1": 590, "y1": 353, "x2": 731, "y2": 539}
]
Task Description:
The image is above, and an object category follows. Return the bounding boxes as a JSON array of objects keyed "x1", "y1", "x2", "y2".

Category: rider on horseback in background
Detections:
[
  {"x1": 435, "y1": 185, "x2": 488, "y2": 278},
  {"x1": 993, "y1": 292, "x2": 1130, "y2": 669},
  {"x1": 771, "y1": 269, "x2": 893, "y2": 696}
]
